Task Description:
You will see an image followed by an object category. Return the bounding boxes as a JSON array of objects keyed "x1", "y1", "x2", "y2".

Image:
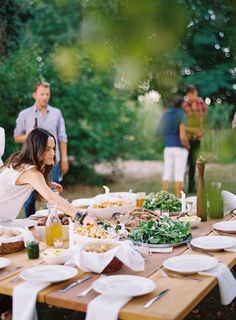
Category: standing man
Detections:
[
  {"x1": 0, "y1": 127, "x2": 5, "y2": 166},
  {"x1": 183, "y1": 85, "x2": 207, "y2": 193},
  {"x1": 14, "y1": 81, "x2": 69, "y2": 217}
]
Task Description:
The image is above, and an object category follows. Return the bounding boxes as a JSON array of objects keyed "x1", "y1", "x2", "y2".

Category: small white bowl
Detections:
[
  {"x1": 179, "y1": 216, "x2": 201, "y2": 228},
  {"x1": 41, "y1": 248, "x2": 71, "y2": 265}
]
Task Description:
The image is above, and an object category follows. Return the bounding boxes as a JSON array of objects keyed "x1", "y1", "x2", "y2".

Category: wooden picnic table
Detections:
[{"x1": 0, "y1": 213, "x2": 236, "y2": 320}]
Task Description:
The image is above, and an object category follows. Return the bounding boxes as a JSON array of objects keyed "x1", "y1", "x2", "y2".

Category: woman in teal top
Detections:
[{"x1": 156, "y1": 96, "x2": 189, "y2": 197}]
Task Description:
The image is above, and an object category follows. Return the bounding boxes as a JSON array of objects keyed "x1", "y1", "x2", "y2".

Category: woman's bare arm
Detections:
[{"x1": 16, "y1": 168, "x2": 77, "y2": 218}]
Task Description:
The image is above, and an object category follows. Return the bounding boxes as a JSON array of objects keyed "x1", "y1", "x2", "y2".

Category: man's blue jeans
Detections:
[{"x1": 24, "y1": 162, "x2": 61, "y2": 217}]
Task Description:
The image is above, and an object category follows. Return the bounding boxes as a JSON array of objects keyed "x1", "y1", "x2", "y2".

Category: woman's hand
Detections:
[
  {"x1": 83, "y1": 215, "x2": 96, "y2": 226},
  {"x1": 51, "y1": 182, "x2": 63, "y2": 193}
]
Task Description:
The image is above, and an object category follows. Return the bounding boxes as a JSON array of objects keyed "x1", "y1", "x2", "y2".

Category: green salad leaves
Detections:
[
  {"x1": 143, "y1": 191, "x2": 181, "y2": 212},
  {"x1": 129, "y1": 218, "x2": 191, "y2": 245}
]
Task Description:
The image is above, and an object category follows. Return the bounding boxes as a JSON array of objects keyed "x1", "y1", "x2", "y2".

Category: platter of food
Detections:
[
  {"x1": 99, "y1": 207, "x2": 158, "y2": 231},
  {"x1": 143, "y1": 191, "x2": 181, "y2": 215},
  {"x1": 128, "y1": 217, "x2": 192, "y2": 248}
]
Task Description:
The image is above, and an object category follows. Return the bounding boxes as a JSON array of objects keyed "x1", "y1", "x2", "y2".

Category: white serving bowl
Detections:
[
  {"x1": 87, "y1": 203, "x2": 135, "y2": 220},
  {"x1": 179, "y1": 216, "x2": 201, "y2": 228},
  {"x1": 95, "y1": 192, "x2": 136, "y2": 204},
  {"x1": 35, "y1": 225, "x2": 69, "y2": 241},
  {"x1": 41, "y1": 248, "x2": 72, "y2": 265},
  {"x1": 71, "y1": 198, "x2": 95, "y2": 208},
  {"x1": 74, "y1": 233, "x2": 118, "y2": 245}
]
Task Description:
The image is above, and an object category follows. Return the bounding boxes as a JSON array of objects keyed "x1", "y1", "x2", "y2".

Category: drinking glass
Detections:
[
  {"x1": 53, "y1": 237, "x2": 63, "y2": 248},
  {"x1": 208, "y1": 182, "x2": 223, "y2": 219},
  {"x1": 27, "y1": 241, "x2": 39, "y2": 259},
  {"x1": 136, "y1": 192, "x2": 146, "y2": 207}
]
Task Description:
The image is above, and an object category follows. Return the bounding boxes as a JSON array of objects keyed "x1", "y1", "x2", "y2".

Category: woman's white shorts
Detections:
[{"x1": 162, "y1": 147, "x2": 188, "y2": 182}]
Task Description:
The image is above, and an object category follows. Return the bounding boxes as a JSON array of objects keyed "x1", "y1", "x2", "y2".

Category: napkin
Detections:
[
  {"x1": 222, "y1": 190, "x2": 236, "y2": 214},
  {"x1": 224, "y1": 245, "x2": 236, "y2": 253},
  {"x1": 86, "y1": 294, "x2": 131, "y2": 320},
  {"x1": 13, "y1": 281, "x2": 50, "y2": 320},
  {"x1": 199, "y1": 262, "x2": 236, "y2": 305},
  {"x1": 74, "y1": 241, "x2": 144, "y2": 273}
]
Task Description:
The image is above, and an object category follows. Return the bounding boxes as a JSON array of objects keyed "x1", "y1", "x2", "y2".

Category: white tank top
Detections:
[{"x1": 0, "y1": 165, "x2": 35, "y2": 221}]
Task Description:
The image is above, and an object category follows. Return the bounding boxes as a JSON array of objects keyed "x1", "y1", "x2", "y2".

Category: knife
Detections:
[
  {"x1": 143, "y1": 289, "x2": 170, "y2": 309},
  {"x1": 0, "y1": 266, "x2": 22, "y2": 279},
  {"x1": 59, "y1": 275, "x2": 92, "y2": 293}
]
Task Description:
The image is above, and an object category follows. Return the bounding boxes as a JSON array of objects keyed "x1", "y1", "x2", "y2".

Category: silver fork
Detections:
[
  {"x1": 10, "y1": 263, "x2": 40, "y2": 283},
  {"x1": 187, "y1": 242, "x2": 214, "y2": 257},
  {"x1": 76, "y1": 275, "x2": 106, "y2": 297},
  {"x1": 10, "y1": 275, "x2": 22, "y2": 283}
]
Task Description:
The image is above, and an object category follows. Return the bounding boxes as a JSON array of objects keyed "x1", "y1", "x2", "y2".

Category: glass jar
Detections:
[{"x1": 27, "y1": 241, "x2": 39, "y2": 259}]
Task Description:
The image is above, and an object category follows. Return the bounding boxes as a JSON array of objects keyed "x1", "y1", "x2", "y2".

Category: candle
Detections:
[
  {"x1": 181, "y1": 191, "x2": 186, "y2": 213},
  {"x1": 102, "y1": 185, "x2": 110, "y2": 194},
  {"x1": 69, "y1": 218, "x2": 74, "y2": 248}
]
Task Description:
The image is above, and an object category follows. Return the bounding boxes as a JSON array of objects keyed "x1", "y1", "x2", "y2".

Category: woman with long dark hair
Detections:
[{"x1": 0, "y1": 128, "x2": 93, "y2": 224}]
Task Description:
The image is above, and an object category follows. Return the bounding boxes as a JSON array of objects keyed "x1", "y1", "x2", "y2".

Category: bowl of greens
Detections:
[
  {"x1": 128, "y1": 218, "x2": 192, "y2": 247},
  {"x1": 143, "y1": 191, "x2": 181, "y2": 214}
]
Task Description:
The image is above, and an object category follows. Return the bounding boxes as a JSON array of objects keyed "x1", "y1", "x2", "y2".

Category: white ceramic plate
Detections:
[
  {"x1": 92, "y1": 275, "x2": 156, "y2": 296},
  {"x1": 163, "y1": 254, "x2": 218, "y2": 274},
  {"x1": 71, "y1": 198, "x2": 95, "y2": 208},
  {"x1": 0, "y1": 219, "x2": 38, "y2": 228},
  {"x1": 191, "y1": 235, "x2": 236, "y2": 251},
  {"x1": 213, "y1": 221, "x2": 236, "y2": 233},
  {"x1": 30, "y1": 210, "x2": 62, "y2": 220},
  {"x1": 20, "y1": 265, "x2": 78, "y2": 283},
  {"x1": 0, "y1": 257, "x2": 10, "y2": 269}
]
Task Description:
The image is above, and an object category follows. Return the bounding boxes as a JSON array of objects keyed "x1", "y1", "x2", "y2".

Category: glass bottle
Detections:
[
  {"x1": 196, "y1": 159, "x2": 207, "y2": 221},
  {"x1": 45, "y1": 202, "x2": 63, "y2": 247}
]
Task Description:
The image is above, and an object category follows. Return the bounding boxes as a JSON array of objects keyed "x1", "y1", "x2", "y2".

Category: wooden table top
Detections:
[{"x1": 0, "y1": 214, "x2": 235, "y2": 319}]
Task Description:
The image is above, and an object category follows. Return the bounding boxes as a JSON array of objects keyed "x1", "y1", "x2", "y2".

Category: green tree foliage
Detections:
[
  {"x1": 0, "y1": 0, "x2": 235, "y2": 178},
  {"x1": 178, "y1": 0, "x2": 236, "y2": 104},
  {"x1": 0, "y1": 0, "x2": 141, "y2": 182}
]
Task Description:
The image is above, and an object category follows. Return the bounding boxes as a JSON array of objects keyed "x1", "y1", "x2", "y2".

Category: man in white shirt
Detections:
[{"x1": 0, "y1": 127, "x2": 5, "y2": 166}]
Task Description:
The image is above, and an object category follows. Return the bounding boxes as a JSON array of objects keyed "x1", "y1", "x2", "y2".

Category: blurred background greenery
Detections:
[{"x1": 0, "y1": 0, "x2": 236, "y2": 185}]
